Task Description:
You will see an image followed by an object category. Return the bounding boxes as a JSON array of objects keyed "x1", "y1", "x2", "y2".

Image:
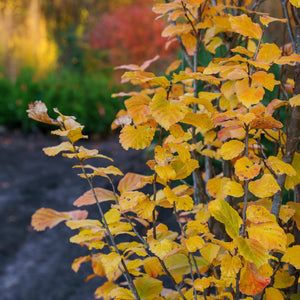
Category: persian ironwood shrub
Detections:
[{"x1": 28, "y1": 0, "x2": 300, "y2": 299}]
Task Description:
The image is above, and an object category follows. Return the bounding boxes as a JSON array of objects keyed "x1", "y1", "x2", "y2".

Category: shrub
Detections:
[{"x1": 28, "y1": 1, "x2": 300, "y2": 299}]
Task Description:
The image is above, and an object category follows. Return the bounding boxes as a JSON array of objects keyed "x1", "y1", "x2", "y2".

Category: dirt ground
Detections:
[{"x1": 0, "y1": 129, "x2": 148, "y2": 300}]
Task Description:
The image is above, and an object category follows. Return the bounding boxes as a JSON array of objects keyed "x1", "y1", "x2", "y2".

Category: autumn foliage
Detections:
[{"x1": 28, "y1": 0, "x2": 300, "y2": 299}]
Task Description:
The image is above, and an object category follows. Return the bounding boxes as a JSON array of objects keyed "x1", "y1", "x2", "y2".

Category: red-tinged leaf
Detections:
[
  {"x1": 249, "y1": 116, "x2": 283, "y2": 129},
  {"x1": 236, "y1": 237, "x2": 268, "y2": 268},
  {"x1": 31, "y1": 208, "x2": 88, "y2": 231},
  {"x1": 27, "y1": 101, "x2": 59, "y2": 125},
  {"x1": 239, "y1": 262, "x2": 271, "y2": 296},
  {"x1": 286, "y1": 202, "x2": 300, "y2": 230},
  {"x1": 265, "y1": 99, "x2": 287, "y2": 116},
  {"x1": 120, "y1": 124, "x2": 155, "y2": 150},
  {"x1": 260, "y1": 15, "x2": 287, "y2": 27},
  {"x1": 234, "y1": 157, "x2": 261, "y2": 181},
  {"x1": 73, "y1": 188, "x2": 115, "y2": 207},
  {"x1": 134, "y1": 276, "x2": 163, "y2": 299},
  {"x1": 229, "y1": 14, "x2": 262, "y2": 40},
  {"x1": 117, "y1": 172, "x2": 152, "y2": 194},
  {"x1": 208, "y1": 199, "x2": 243, "y2": 239},
  {"x1": 71, "y1": 255, "x2": 91, "y2": 273},
  {"x1": 149, "y1": 93, "x2": 187, "y2": 130},
  {"x1": 162, "y1": 23, "x2": 191, "y2": 38},
  {"x1": 249, "y1": 174, "x2": 281, "y2": 198}
]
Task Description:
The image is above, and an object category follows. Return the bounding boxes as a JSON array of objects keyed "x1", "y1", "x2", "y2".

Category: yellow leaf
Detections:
[
  {"x1": 260, "y1": 16, "x2": 287, "y2": 27},
  {"x1": 257, "y1": 43, "x2": 282, "y2": 64},
  {"x1": 152, "y1": 2, "x2": 181, "y2": 14},
  {"x1": 155, "y1": 164, "x2": 177, "y2": 182},
  {"x1": 171, "y1": 158, "x2": 199, "y2": 180},
  {"x1": 147, "y1": 76, "x2": 170, "y2": 88},
  {"x1": 229, "y1": 14, "x2": 262, "y2": 40},
  {"x1": 43, "y1": 141, "x2": 73, "y2": 156},
  {"x1": 95, "y1": 282, "x2": 118, "y2": 300},
  {"x1": 206, "y1": 36, "x2": 223, "y2": 54},
  {"x1": 264, "y1": 287, "x2": 285, "y2": 300},
  {"x1": 200, "y1": 243, "x2": 221, "y2": 264},
  {"x1": 149, "y1": 239, "x2": 176, "y2": 259},
  {"x1": 164, "y1": 253, "x2": 191, "y2": 277},
  {"x1": 249, "y1": 174, "x2": 281, "y2": 198},
  {"x1": 134, "y1": 276, "x2": 163, "y2": 299},
  {"x1": 109, "y1": 287, "x2": 135, "y2": 300},
  {"x1": 162, "y1": 23, "x2": 191, "y2": 38},
  {"x1": 285, "y1": 152, "x2": 300, "y2": 190},
  {"x1": 220, "y1": 140, "x2": 245, "y2": 160},
  {"x1": 66, "y1": 219, "x2": 102, "y2": 230},
  {"x1": 31, "y1": 208, "x2": 88, "y2": 231},
  {"x1": 101, "y1": 252, "x2": 122, "y2": 281},
  {"x1": 267, "y1": 156, "x2": 296, "y2": 176},
  {"x1": 236, "y1": 237, "x2": 268, "y2": 268},
  {"x1": 246, "y1": 205, "x2": 276, "y2": 223},
  {"x1": 120, "y1": 125, "x2": 155, "y2": 150},
  {"x1": 125, "y1": 94, "x2": 151, "y2": 125},
  {"x1": 206, "y1": 177, "x2": 230, "y2": 199},
  {"x1": 221, "y1": 254, "x2": 242, "y2": 279},
  {"x1": 239, "y1": 262, "x2": 271, "y2": 296},
  {"x1": 164, "y1": 185, "x2": 194, "y2": 211},
  {"x1": 208, "y1": 199, "x2": 243, "y2": 239},
  {"x1": 286, "y1": 202, "x2": 300, "y2": 230},
  {"x1": 71, "y1": 255, "x2": 91, "y2": 273},
  {"x1": 234, "y1": 157, "x2": 261, "y2": 181},
  {"x1": 104, "y1": 208, "x2": 120, "y2": 225},
  {"x1": 290, "y1": 0, "x2": 300, "y2": 8},
  {"x1": 247, "y1": 221, "x2": 287, "y2": 251},
  {"x1": 143, "y1": 257, "x2": 163, "y2": 277},
  {"x1": 289, "y1": 94, "x2": 300, "y2": 107},
  {"x1": 235, "y1": 79, "x2": 265, "y2": 108},
  {"x1": 181, "y1": 32, "x2": 197, "y2": 55},
  {"x1": 282, "y1": 245, "x2": 300, "y2": 268},
  {"x1": 181, "y1": 112, "x2": 214, "y2": 134},
  {"x1": 224, "y1": 180, "x2": 244, "y2": 197},
  {"x1": 155, "y1": 145, "x2": 173, "y2": 166},
  {"x1": 150, "y1": 93, "x2": 187, "y2": 130},
  {"x1": 194, "y1": 277, "x2": 211, "y2": 292},
  {"x1": 180, "y1": 95, "x2": 215, "y2": 113},
  {"x1": 251, "y1": 71, "x2": 280, "y2": 91},
  {"x1": 274, "y1": 269, "x2": 295, "y2": 289},
  {"x1": 184, "y1": 236, "x2": 205, "y2": 252},
  {"x1": 166, "y1": 60, "x2": 181, "y2": 75}
]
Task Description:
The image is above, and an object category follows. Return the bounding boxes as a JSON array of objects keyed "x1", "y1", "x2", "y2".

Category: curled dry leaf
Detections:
[{"x1": 27, "y1": 101, "x2": 59, "y2": 125}]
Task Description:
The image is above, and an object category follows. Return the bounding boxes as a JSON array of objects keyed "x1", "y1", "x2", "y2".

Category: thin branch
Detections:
[{"x1": 281, "y1": 0, "x2": 296, "y2": 52}]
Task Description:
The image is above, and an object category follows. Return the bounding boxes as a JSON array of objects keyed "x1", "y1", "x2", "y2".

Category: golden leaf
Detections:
[
  {"x1": 264, "y1": 287, "x2": 285, "y2": 300},
  {"x1": 31, "y1": 208, "x2": 88, "y2": 231},
  {"x1": 267, "y1": 156, "x2": 296, "y2": 176},
  {"x1": 247, "y1": 221, "x2": 287, "y2": 251},
  {"x1": 223, "y1": 180, "x2": 244, "y2": 197},
  {"x1": 134, "y1": 276, "x2": 163, "y2": 299},
  {"x1": 251, "y1": 71, "x2": 280, "y2": 91},
  {"x1": 229, "y1": 14, "x2": 262, "y2": 40},
  {"x1": 208, "y1": 199, "x2": 243, "y2": 239},
  {"x1": 286, "y1": 202, "x2": 300, "y2": 230},
  {"x1": 27, "y1": 101, "x2": 59, "y2": 125},
  {"x1": 246, "y1": 205, "x2": 276, "y2": 223},
  {"x1": 152, "y1": 2, "x2": 181, "y2": 14},
  {"x1": 285, "y1": 153, "x2": 300, "y2": 190},
  {"x1": 194, "y1": 277, "x2": 211, "y2": 292},
  {"x1": 221, "y1": 254, "x2": 242, "y2": 282},
  {"x1": 162, "y1": 23, "x2": 191, "y2": 38},
  {"x1": 239, "y1": 262, "x2": 271, "y2": 296},
  {"x1": 155, "y1": 145, "x2": 173, "y2": 166},
  {"x1": 155, "y1": 164, "x2": 177, "y2": 182},
  {"x1": 149, "y1": 239, "x2": 177, "y2": 259},
  {"x1": 182, "y1": 112, "x2": 214, "y2": 134},
  {"x1": 200, "y1": 243, "x2": 221, "y2": 264},
  {"x1": 95, "y1": 282, "x2": 118, "y2": 300},
  {"x1": 274, "y1": 269, "x2": 295, "y2": 289},
  {"x1": 249, "y1": 174, "x2": 281, "y2": 198},
  {"x1": 256, "y1": 43, "x2": 282, "y2": 65},
  {"x1": 125, "y1": 94, "x2": 151, "y2": 125},
  {"x1": 220, "y1": 140, "x2": 245, "y2": 160},
  {"x1": 43, "y1": 141, "x2": 73, "y2": 156},
  {"x1": 166, "y1": 60, "x2": 181, "y2": 75},
  {"x1": 234, "y1": 157, "x2": 261, "y2": 181},
  {"x1": 120, "y1": 124, "x2": 155, "y2": 150},
  {"x1": 236, "y1": 237, "x2": 268, "y2": 268},
  {"x1": 184, "y1": 235, "x2": 205, "y2": 252},
  {"x1": 275, "y1": 53, "x2": 300, "y2": 65},
  {"x1": 108, "y1": 287, "x2": 135, "y2": 300},
  {"x1": 290, "y1": 0, "x2": 300, "y2": 8},
  {"x1": 181, "y1": 32, "x2": 197, "y2": 55},
  {"x1": 281, "y1": 245, "x2": 300, "y2": 268},
  {"x1": 143, "y1": 256, "x2": 163, "y2": 278},
  {"x1": 149, "y1": 93, "x2": 187, "y2": 130},
  {"x1": 206, "y1": 177, "x2": 230, "y2": 199},
  {"x1": 289, "y1": 94, "x2": 300, "y2": 107},
  {"x1": 117, "y1": 172, "x2": 152, "y2": 194},
  {"x1": 71, "y1": 255, "x2": 91, "y2": 273}
]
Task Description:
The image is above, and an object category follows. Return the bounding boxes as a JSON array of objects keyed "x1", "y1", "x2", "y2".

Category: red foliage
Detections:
[{"x1": 89, "y1": 0, "x2": 176, "y2": 66}]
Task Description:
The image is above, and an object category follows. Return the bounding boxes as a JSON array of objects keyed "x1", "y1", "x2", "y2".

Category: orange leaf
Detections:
[
  {"x1": 239, "y1": 262, "x2": 271, "y2": 296},
  {"x1": 229, "y1": 14, "x2": 262, "y2": 40},
  {"x1": 150, "y1": 93, "x2": 187, "y2": 130},
  {"x1": 31, "y1": 208, "x2": 88, "y2": 231},
  {"x1": 117, "y1": 172, "x2": 152, "y2": 194},
  {"x1": 251, "y1": 71, "x2": 280, "y2": 91},
  {"x1": 260, "y1": 15, "x2": 287, "y2": 27},
  {"x1": 143, "y1": 257, "x2": 163, "y2": 277},
  {"x1": 73, "y1": 188, "x2": 115, "y2": 207},
  {"x1": 220, "y1": 139, "x2": 245, "y2": 160},
  {"x1": 256, "y1": 43, "x2": 282, "y2": 65},
  {"x1": 71, "y1": 255, "x2": 91, "y2": 273},
  {"x1": 234, "y1": 157, "x2": 261, "y2": 181},
  {"x1": 119, "y1": 124, "x2": 155, "y2": 150},
  {"x1": 249, "y1": 116, "x2": 283, "y2": 129},
  {"x1": 249, "y1": 174, "x2": 281, "y2": 198}
]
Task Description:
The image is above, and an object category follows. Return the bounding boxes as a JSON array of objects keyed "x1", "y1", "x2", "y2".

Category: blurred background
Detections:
[{"x1": 0, "y1": 0, "x2": 175, "y2": 135}]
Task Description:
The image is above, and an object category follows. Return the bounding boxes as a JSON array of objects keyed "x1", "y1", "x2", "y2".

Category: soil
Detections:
[{"x1": 0, "y1": 129, "x2": 149, "y2": 300}]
